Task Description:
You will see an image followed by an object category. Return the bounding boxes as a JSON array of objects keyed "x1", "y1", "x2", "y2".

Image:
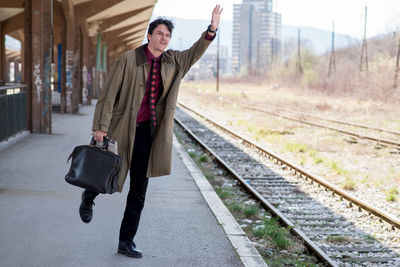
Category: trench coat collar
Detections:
[
  {"x1": 135, "y1": 44, "x2": 148, "y2": 66},
  {"x1": 135, "y1": 44, "x2": 173, "y2": 66}
]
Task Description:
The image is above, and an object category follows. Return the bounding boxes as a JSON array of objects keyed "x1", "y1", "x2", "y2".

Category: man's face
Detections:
[{"x1": 147, "y1": 24, "x2": 171, "y2": 53}]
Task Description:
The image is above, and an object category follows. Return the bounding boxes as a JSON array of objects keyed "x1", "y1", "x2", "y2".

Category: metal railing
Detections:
[{"x1": 0, "y1": 83, "x2": 27, "y2": 142}]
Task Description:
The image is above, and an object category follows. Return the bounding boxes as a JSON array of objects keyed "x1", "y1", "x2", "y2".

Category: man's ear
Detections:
[{"x1": 147, "y1": 33, "x2": 151, "y2": 42}]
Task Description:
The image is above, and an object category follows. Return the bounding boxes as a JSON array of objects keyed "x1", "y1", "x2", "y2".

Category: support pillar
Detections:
[
  {"x1": 42, "y1": 0, "x2": 52, "y2": 133},
  {"x1": 0, "y1": 22, "x2": 5, "y2": 82},
  {"x1": 89, "y1": 49, "x2": 93, "y2": 101},
  {"x1": 87, "y1": 38, "x2": 93, "y2": 105},
  {"x1": 102, "y1": 43, "x2": 107, "y2": 72},
  {"x1": 95, "y1": 33, "x2": 102, "y2": 98},
  {"x1": 62, "y1": 0, "x2": 77, "y2": 113},
  {"x1": 80, "y1": 23, "x2": 91, "y2": 105},
  {"x1": 65, "y1": 48, "x2": 74, "y2": 113},
  {"x1": 24, "y1": 0, "x2": 33, "y2": 130},
  {"x1": 15, "y1": 60, "x2": 21, "y2": 82},
  {"x1": 30, "y1": 0, "x2": 53, "y2": 133},
  {"x1": 21, "y1": 37, "x2": 25, "y2": 82},
  {"x1": 88, "y1": 42, "x2": 97, "y2": 99},
  {"x1": 5, "y1": 60, "x2": 10, "y2": 81},
  {"x1": 60, "y1": 24, "x2": 66, "y2": 113},
  {"x1": 73, "y1": 17, "x2": 81, "y2": 110},
  {"x1": 81, "y1": 30, "x2": 91, "y2": 105}
]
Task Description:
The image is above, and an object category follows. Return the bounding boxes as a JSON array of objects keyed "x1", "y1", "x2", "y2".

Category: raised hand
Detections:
[{"x1": 210, "y1": 4, "x2": 223, "y2": 31}]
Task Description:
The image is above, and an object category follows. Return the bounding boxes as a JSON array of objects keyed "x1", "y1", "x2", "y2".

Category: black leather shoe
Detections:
[
  {"x1": 118, "y1": 240, "x2": 142, "y2": 258},
  {"x1": 79, "y1": 191, "x2": 94, "y2": 223}
]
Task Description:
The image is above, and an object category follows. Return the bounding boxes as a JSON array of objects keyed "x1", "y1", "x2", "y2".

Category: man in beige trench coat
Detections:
[{"x1": 78, "y1": 5, "x2": 223, "y2": 258}]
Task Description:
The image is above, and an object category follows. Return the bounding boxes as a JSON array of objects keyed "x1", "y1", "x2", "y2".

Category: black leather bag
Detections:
[{"x1": 65, "y1": 137, "x2": 121, "y2": 194}]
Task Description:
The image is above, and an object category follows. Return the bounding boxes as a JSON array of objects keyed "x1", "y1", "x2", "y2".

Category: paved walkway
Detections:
[{"x1": 0, "y1": 104, "x2": 244, "y2": 267}]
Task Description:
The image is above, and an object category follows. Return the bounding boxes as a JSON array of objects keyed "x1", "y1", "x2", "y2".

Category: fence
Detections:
[{"x1": 0, "y1": 83, "x2": 27, "y2": 142}]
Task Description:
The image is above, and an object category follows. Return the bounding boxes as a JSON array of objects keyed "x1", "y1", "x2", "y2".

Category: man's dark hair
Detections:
[{"x1": 148, "y1": 18, "x2": 174, "y2": 35}]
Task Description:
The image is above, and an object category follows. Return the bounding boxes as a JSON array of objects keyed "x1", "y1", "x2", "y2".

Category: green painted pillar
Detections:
[
  {"x1": 95, "y1": 33, "x2": 102, "y2": 97},
  {"x1": 96, "y1": 33, "x2": 102, "y2": 71},
  {"x1": 102, "y1": 43, "x2": 107, "y2": 72}
]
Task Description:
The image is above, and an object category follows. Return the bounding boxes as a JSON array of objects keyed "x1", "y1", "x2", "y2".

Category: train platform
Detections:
[{"x1": 0, "y1": 104, "x2": 266, "y2": 267}]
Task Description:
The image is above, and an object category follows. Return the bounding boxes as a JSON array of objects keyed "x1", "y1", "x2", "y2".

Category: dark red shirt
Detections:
[
  {"x1": 136, "y1": 32, "x2": 216, "y2": 122},
  {"x1": 136, "y1": 47, "x2": 162, "y2": 122}
]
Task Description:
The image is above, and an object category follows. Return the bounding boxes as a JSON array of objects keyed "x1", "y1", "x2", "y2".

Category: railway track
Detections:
[
  {"x1": 271, "y1": 107, "x2": 400, "y2": 137},
  {"x1": 174, "y1": 104, "x2": 400, "y2": 267},
  {"x1": 241, "y1": 104, "x2": 400, "y2": 148},
  {"x1": 180, "y1": 90, "x2": 400, "y2": 148}
]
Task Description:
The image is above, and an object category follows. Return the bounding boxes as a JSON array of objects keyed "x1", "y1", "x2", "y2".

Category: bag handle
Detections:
[
  {"x1": 90, "y1": 136, "x2": 109, "y2": 150},
  {"x1": 66, "y1": 136, "x2": 109, "y2": 163}
]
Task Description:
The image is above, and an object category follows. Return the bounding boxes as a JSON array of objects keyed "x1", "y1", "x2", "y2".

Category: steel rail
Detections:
[
  {"x1": 240, "y1": 104, "x2": 400, "y2": 148},
  {"x1": 272, "y1": 106, "x2": 400, "y2": 136},
  {"x1": 174, "y1": 116, "x2": 338, "y2": 267},
  {"x1": 177, "y1": 102, "x2": 400, "y2": 230}
]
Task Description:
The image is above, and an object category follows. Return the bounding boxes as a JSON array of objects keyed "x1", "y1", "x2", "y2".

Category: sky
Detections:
[{"x1": 153, "y1": 0, "x2": 400, "y2": 39}]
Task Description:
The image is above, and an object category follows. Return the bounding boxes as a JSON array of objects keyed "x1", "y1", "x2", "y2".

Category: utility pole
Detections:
[
  {"x1": 360, "y1": 6, "x2": 368, "y2": 72},
  {"x1": 216, "y1": 28, "x2": 220, "y2": 93},
  {"x1": 256, "y1": 40, "x2": 260, "y2": 76},
  {"x1": 328, "y1": 21, "x2": 336, "y2": 77},
  {"x1": 272, "y1": 0, "x2": 278, "y2": 63},
  {"x1": 394, "y1": 33, "x2": 400, "y2": 89},
  {"x1": 296, "y1": 29, "x2": 303, "y2": 74}
]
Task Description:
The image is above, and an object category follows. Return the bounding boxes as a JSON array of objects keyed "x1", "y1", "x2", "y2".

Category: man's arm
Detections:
[{"x1": 92, "y1": 56, "x2": 125, "y2": 141}]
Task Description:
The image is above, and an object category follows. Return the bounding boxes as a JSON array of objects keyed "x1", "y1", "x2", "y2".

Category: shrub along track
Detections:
[{"x1": 175, "y1": 104, "x2": 400, "y2": 267}]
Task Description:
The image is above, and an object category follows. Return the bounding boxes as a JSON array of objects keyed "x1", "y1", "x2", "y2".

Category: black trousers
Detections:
[{"x1": 84, "y1": 123, "x2": 152, "y2": 241}]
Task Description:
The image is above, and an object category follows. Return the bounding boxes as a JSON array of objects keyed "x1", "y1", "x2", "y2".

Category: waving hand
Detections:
[{"x1": 210, "y1": 5, "x2": 223, "y2": 32}]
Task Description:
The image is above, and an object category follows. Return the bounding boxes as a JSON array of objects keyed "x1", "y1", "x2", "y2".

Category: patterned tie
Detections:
[{"x1": 149, "y1": 58, "x2": 158, "y2": 127}]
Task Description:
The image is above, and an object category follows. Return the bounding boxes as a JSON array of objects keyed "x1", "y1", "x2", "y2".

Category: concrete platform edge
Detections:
[
  {"x1": 173, "y1": 135, "x2": 268, "y2": 267},
  {"x1": 0, "y1": 131, "x2": 30, "y2": 151}
]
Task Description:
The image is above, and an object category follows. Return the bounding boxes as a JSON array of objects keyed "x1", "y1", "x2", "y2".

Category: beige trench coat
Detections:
[{"x1": 92, "y1": 31, "x2": 213, "y2": 192}]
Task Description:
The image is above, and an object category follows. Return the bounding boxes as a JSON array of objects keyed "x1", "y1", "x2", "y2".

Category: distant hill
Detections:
[
  {"x1": 153, "y1": 16, "x2": 359, "y2": 56},
  {"x1": 282, "y1": 25, "x2": 359, "y2": 55}
]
